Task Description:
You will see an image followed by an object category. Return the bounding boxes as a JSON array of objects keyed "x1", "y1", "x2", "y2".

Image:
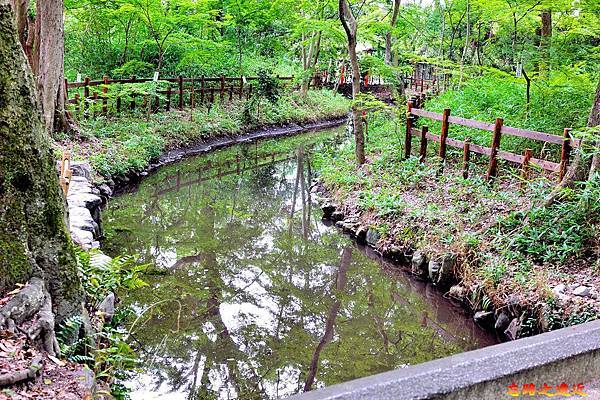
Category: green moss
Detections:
[{"x1": 0, "y1": 230, "x2": 31, "y2": 293}]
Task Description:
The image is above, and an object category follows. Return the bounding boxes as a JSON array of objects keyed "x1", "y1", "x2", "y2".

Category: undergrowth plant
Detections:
[{"x1": 56, "y1": 250, "x2": 149, "y2": 399}]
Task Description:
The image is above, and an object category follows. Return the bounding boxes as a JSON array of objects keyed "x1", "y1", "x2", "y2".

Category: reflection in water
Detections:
[{"x1": 103, "y1": 127, "x2": 496, "y2": 399}]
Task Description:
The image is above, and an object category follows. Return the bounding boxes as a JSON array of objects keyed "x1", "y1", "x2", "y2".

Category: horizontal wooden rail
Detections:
[
  {"x1": 410, "y1": 107, "x2": 580, "y2": 147},
  {"x1": 63, "y1": 74, "x2": 312, "y2": 120},
  {"x1": 410, "y1": 128, "x2": 560, "y2": 172},
  {"x1": 66, "y1": 75, "x2": 295, "y2": 89},
  {"x1": 405, "y1": 102, "x2": 572, "y2": 181}
]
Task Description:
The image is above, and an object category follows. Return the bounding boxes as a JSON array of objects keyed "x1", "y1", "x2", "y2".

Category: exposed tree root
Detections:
[
  {"x1": 0, "y1": 355, "x2": 43, "y2": 387},
  {"x1": 0, "y1": 277, "x2": 45, "y2": 330},
  {"x1": 0, "y1": 278, "x2": 61, "y2": 356}
]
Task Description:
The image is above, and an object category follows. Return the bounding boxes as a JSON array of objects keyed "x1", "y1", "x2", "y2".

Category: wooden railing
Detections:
[
  {"x1": 403, "y1": 75, "x2": 450, "y2": 94},
  {"x1": 404, "y1": 101, "x2": 580, "y2": 182},
  {"x1": 64, "y1": 75, "x2": 308, "y2": 118}
]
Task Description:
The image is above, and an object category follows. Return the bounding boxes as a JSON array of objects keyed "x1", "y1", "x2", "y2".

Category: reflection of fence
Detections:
[
  {"x1": 153, "y1": 149, "x2": 298, "y2": 197},
  {"x1": 65, "y1": 75, "x2": 300, "y2": 118},
  {"x1": 404, "y1": 101, "x2": 580, "y2": 182}
]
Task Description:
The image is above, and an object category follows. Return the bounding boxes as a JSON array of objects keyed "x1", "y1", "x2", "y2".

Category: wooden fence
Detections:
[
  {"x1": 404, "y1": 101, "x2": 581, "y2": 182},
  {"x1": 64, "y1": 75, "x2": 313, "y2": 118}
]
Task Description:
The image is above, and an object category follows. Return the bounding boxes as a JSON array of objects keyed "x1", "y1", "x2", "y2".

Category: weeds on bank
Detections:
[
  {"x1": 59, "y1": 89, "x2": 349, "y2": 179},
  {"x1": 56, "y1": 250, "x2": 149, "y2": 399}
]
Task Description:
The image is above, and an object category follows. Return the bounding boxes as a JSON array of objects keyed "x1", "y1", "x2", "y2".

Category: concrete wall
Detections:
[{"x1": 289, "y1": 319, "x2": 600, "y2": 400}]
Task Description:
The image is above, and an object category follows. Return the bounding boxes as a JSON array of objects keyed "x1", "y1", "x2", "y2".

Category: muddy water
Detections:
[{"x1": 103, "y1": 126, "x2": 496, "y2": 399}]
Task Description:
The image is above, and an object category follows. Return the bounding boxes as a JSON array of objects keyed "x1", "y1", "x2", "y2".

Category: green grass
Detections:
[{"x1": 59, "y1": 90, "x2": 349, "y2": 178}]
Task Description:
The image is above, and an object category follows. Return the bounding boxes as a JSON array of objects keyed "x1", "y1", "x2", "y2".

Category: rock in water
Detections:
[
  {"x1": 495, "y1": 312, "x2": 510, "y2": 332},
  {"x1": 366, "y1": 229, "x2": 381, "y2": 246},
  {"x1": 474, "y1": 311, "x2": 494, "y2": 327},
  {"x1": 411, "y1": 251, "x2": 428, "y2": 279},
  {"x1": 504, "y1": 318, "x2": 520, "y2": 340},
  {"x1": 428, "y1": 254, "x2": 456, "y2": 288}
]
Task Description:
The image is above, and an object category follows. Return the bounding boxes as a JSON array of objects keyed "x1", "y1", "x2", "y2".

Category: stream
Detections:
[{"x1": 103, "y1": 125, "x2": 496, "y2": 399}]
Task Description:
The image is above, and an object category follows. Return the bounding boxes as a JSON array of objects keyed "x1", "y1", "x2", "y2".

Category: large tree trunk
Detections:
[
  {"x1": 34, "y1": 0, "x2": 68, "y2": 133},
  {"x1": 0, "y1": 0, "x2": 83, "y2": 328},
  {"x1": 587, "y1": 81, "x2": 600, "y2": 177},
  {"x1": 545, "y1": 80, "x2": 600, "y2": 205},
  {"x1": 384, "y1": 0, "x2": 400, "y2": 66},
  {"x1": 538, "y1": 9, "x2": 551, "y2": 76},
  {"x1": 339, "y1": 0, "x2": 365, "y2": 165}
]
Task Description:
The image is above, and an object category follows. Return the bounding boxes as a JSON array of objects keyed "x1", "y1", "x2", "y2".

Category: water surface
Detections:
[{"x1": 103, "y1": 126, "x2": 496, "y2": 399}]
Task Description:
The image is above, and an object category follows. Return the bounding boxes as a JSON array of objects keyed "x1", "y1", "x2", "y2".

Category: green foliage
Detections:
[
  {"x1": 491, "y1": 177, "x2": 600, "y2": 266},
  {"x1": 54, "y1": 250, "x2": 149, "y2": 399},
  {"x1": 77, "y1": 250, "x2": 149, "y2": 302},
  {"x1": 255, "y1": 68, "x2": 281, "y2": 104},
  {"x1": 72, "y1": 90, "x2": 349, "y2": 179}
]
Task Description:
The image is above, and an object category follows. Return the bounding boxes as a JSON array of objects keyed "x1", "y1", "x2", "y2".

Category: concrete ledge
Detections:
[{"x1": 290, "y1": 319, "x2": 600, "y2": 400}]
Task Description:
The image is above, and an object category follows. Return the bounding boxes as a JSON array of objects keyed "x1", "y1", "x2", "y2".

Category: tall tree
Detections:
[
  {"x1": 384, "y1": 0, "x2": 400, "y2": 66},
  {"x1": 34, "y1": 0, "x2": 69, "y2": 133},
  {"x1": 339, "y1": 0, "x2": 365, "y2": 164},
  {"x1": 0, "y1": 0, "x2": 83, "y2": 340},
  {"x1": 545, "y1": 80, "x2": 600, "y2": 205}
]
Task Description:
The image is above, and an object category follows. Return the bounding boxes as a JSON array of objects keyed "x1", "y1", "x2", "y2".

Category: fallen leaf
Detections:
[
  {"x1": 44, "y1": 378, "x2": 52, "y2": 385},
  {"x1": 47, "y1": 355, "x2": 66, "y2": 367}
]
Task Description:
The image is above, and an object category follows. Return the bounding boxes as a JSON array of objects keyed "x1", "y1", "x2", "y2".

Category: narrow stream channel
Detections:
[{"x1": 103, "y1": 125, "x2": 497, "y2": 399}]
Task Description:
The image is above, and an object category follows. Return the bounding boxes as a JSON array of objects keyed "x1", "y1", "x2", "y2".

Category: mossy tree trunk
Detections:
[
  {"x1": 0, "y1": 1, "x2": 83, "y2": 324},
  {"x1": 9, "y1": 0, "x2": 68, "y2": 133}
]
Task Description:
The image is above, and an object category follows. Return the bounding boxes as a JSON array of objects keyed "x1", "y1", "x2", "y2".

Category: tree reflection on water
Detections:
[{"x1": 104, "y1": 128, "x2": 495, "y2": 399}]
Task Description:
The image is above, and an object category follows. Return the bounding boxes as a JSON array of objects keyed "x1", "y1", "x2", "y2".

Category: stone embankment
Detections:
[
  {"x1": 312, "y1": 180, "x2": 599, "y2": 341},
  {"x1": 61, "y1": 161, "x2": 109, "y2": 249}
]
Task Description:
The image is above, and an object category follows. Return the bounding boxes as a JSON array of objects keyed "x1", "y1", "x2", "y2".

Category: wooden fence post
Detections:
[
  {"x1": 83, "y1": 77, "x2": 90, "y2": 116},
  {"x1": 363, "y1": 111, "x2": 369, "y2": 143},
  {"x1": 74, "y1": 93, "x2": 80, "y2": 117},
  {"x1": 462, "y1": 137, "x2": 471, "y2": 179},
  {"x1": 521, "y1": 148, "x2": 533, "y2": 185},
  {"x1": 178, "y1": 76, "x2": 184, "y2": 110},
  {"x1": 102, "y1": 76, "x2": 108, "y2": 115},
  {"x1": 485, "y1": 117, "x2": 504, "y2": 180},
  {"x1": 228, "y1": 85, "x2": 233, "y2": 102},
  {"x1": 439, "y1": 108, "x2": 451, "y2": 160},
  {"x1": 130, "y1": 75, "x2": 136, "y2": 110},
  {"x1": 166, "y1": 85, "x2": 171, "y2": 111},
  {"x1": 190, "y1": 79, "x2": 195, "y2": 111},
  {"x1": 220, "y1": 76, "x2": 225, "y2": 103},
  {"x1": 201, "y1": 76, "x2": 205, "y2": 104},
  {"x1": 559, "y1": 128, "x2": 572, "y2": 181},
  {"x1": 419, "y1": 126, "x2": 428, "y2": 162},
  {"x1": 239, "y1": 76, "x2": 244, "y2": 100},
  {"x1": 404, "y1": 101, "x2": 414, "y2": 159}
]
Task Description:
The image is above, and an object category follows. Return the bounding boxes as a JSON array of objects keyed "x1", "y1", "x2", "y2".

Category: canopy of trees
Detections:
[{"x1": 59, "y1": 0, "x2": 598, "y2": 81}]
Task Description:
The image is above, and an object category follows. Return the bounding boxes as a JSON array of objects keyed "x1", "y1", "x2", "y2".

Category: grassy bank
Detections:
[
  {"x1": 55, "y1": 89, "x2": 349, "y2": 179},
  {"x1": 314, "y1": 75, "x2": 599, "y2": 338}
]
